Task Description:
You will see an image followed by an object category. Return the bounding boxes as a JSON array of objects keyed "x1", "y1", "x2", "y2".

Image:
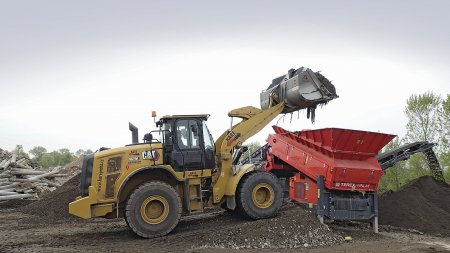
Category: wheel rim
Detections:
[
  {"x1": 140, "y1": 195, "x2": 170, "y2": 224},
  {"x1": 251, "y1": 183, "x2": 275, "y2": 208}
]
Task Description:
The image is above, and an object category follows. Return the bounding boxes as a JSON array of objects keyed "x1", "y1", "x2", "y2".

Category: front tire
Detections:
[
  {"x1": 125, "y1": 181, "x2": 181, "y2": 238},
  {"x1": 236, "y1": 171, "x2": 283, "y2": 219}
]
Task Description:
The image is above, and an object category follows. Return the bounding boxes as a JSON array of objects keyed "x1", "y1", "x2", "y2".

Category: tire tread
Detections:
[{"x1": 125, "y1": 181, "x2": 182, "y2": 238}]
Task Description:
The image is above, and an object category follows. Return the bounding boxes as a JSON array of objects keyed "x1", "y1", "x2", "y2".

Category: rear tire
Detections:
[
  {"x1": 235, "y1": 171, "x2": 283, "y2": 219},
  {"x1": 125, "y1": 181, "x2": 181, "y2": 238}
]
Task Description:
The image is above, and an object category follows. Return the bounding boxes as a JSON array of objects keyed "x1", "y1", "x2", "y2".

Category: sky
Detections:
[{"x1": 0, "y1": 0, "x2": 449, "y2": 153}]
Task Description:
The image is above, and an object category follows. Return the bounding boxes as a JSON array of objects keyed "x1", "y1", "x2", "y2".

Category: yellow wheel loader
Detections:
[{"x1": 69, "y1": 67, "x2": 338, "y2": 238}]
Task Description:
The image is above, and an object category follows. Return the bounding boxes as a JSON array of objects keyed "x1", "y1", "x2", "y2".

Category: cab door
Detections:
[
  {"x1": 171, "y1": 119, "x2": 203, "y2": 171},
  {"x1": 201, "y1": 120, "x2": 216, "y2": 169}
]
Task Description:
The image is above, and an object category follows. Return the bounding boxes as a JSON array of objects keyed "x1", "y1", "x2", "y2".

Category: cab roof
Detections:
[{"x1": 160, "y1": 114, "x2": 210, "y2": 121}]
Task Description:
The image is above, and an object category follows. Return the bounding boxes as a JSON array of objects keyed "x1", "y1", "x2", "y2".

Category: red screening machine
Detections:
[{"x1": 247, "y1": 126, "x2": 395, "y2": 231}]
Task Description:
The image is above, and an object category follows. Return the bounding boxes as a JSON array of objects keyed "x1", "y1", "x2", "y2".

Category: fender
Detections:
[
  {"x1": 223, "y1": 164, "x2": 255, "y2": 209},
  {"x1": 116, "y1": 165, "x2": 183, "y2": 214},
  {"x1": 224, "y1": 163, "x2": 255, "y2": 196}
]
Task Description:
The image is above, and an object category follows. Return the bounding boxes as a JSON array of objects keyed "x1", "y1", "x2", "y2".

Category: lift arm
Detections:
[
  {"x1": 211, "y1": 103, "x2": 284, "y2": 203},
  {"x1": 210, "y1": 66, "x2": 338, "y2": 204}
]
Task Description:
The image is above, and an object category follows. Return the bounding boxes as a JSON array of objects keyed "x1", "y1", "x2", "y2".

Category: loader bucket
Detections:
[{"x1": 260, "y1": 67, "x2": 338, "y2": 115}]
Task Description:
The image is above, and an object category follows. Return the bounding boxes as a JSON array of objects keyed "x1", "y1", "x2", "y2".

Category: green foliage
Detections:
[
  {"x1": 13, "y1": 145, "x2": 29, "y2": 158},
  {"x1": 439, "y1": 95, "x2": 450, "y2": 181},
  {"x1": 441, "y1": 152, "x2": 450, "y2": 182},
  {"x1": 381, "y1": 92, "x2": 450, "y2": 190},
  {"x1": 442, "y1": 94, "x2": 450, "y2": 130},
  {"x1": 29, "y1": 146, "x2": 47, "y2": 161},
  {"x1": 13, "y1": 146, "x2": 91, "y2": 169},
  {"x1": 404, "y1": 92, "x2": 447, "y2": 182},
  {"x1": 441, "y1": 169, "x2": 450, "y2": 184},
  {"x1": 406, "y1": 153, "x2": 433, "y2": 179},
  {"x1": 405, "y1": 91, "x2": 441, "y2": 143},
  {"x1": 378, "y1": 137, "x2": 411, "y2": 192},
  {"x1": 379, "y1": 161, "x2": 407, "y2": 192},
  {"x1": 75, "y1": 149, "x2": 93, "y2": 157},
  {"x1": 37, "y1": 149, "x2": 76, "y2": 169}
]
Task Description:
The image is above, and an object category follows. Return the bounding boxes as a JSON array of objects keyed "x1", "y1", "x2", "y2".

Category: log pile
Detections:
[{"x1": 0, "y1": 149, "x2": 65, "y2": 202}]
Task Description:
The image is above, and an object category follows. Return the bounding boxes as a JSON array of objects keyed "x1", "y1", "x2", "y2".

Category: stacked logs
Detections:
[{"x1": 0, "y1": 149, "x2": 65, "y2": 201}]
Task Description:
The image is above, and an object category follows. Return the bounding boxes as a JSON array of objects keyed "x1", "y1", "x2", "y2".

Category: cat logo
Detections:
[{"x1": 142, "y1": 150, "x2": 160, "y2": 160}]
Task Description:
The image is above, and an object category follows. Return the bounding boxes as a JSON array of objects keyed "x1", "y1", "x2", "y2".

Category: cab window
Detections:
[
  {"x1": 162, "y1": 122, "x2": 172, "y2": 146},
  {"x1": 202, "y1": 121, "x2": 214, "y2": 149},
  {"x1": 176, "y1": 120, "x2": 200, "y2": 149}
]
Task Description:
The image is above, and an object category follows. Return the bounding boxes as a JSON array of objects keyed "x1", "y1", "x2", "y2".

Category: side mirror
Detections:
[{"x1": 143, "y1": 133, "x2": 153, "y2": 143}]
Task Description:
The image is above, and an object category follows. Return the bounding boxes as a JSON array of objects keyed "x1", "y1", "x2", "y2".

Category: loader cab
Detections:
[{"x1": 156, "y1": 115, "x2": 215, "y2": 171}]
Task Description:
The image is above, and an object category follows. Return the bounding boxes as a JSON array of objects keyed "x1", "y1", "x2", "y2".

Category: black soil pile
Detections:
[
  {"x1": 19, "y1": 173, "x2": 81, "y2": 224},
  {"x1": 196, "y1": 204, "x2": 343, "y2": 249},
  {"x1": 379, "y1": 176, "x2": 450, "y2": 236}
]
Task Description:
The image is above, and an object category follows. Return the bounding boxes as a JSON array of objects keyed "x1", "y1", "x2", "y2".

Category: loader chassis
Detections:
[
  {"x1": 69, "y1": 113, "x2": 285, "y2": 238},
  {"x1": 71, "y1": 116, "x2": 217, "y2": 220}
]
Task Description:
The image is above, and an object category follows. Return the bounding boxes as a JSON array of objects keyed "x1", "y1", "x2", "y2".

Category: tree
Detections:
[
  {"x1": 441, "y1": 94, "x2": 450, "y2": 139},
  {"x1": 58, "y1": 148, "x2": 76, "y2": 166},
  {"x1": 378, "y1": 137, "x2": 409, "y2": 192},
  {"x1": 406, "y1": 153, "x2": 432, "y2": 179},
  {"x1": 405, "y1": 91, "x2": 442, "y2": 144},
  {"x1": 10, "y1": 145, "x2": 90, "y2": 169},
  {"x1": 13, "y1": 145, "x2": 29, "y2": 158},
  {"x1": 404, "y1": 91, "x2": 450, "y2": 183},
  {"x1": 441, "y1": 152, "x2": 450, "y2": 182},
  {"x1": 29, "y1": 146, "x2": 47, "y2": 161},
  {"x1": 39, "y1": 152, "x2": 58, "y2": 169},
  {"x1": 37, "y1": 148, "x2": 76, "y2": 169},
  {"x1": 75, "y1": 149, "x2": 93, "y2": 157},
  {"x1": 440, "y1": 94, "x2": 450, "y2": 181}
]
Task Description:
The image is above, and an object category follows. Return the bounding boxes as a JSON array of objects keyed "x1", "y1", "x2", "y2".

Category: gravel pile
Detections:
[
  {"x1": 197, "y1": 204, "x2": 343, "y2": 250},
  {"x1": 54, "y1": 156, "x2": 84, "y2": 185},
  {"x1": 20, "y1": 173, "x2": 81, "y2": 223},
  {"x1": 379, "y1": 176, "x2": 450, "y2": 236}
]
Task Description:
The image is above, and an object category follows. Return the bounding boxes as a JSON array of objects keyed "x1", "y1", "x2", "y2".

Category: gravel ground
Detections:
[
  {"x1": 0, "y1": 207, "x2": 449, "y2": 253},
  {"x1": 196, "y1": 203, "x2": 342, "y2": 250}
]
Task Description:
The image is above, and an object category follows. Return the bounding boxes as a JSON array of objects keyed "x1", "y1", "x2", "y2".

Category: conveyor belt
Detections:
[{"x1": 377, "y1": 141, "x2": 444, "y2": 181}]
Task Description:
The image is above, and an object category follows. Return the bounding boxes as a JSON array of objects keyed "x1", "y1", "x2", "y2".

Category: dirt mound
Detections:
[
  {"x1": 0, "y1": 199, "x2": 36, "y2": 209},
  {"x1": 379, "y1": 176, "x2": 450, "y2": 236},
  {"x1": 54, "y1": 156, "x2": 84, "y2": 185},
  {"x1": 20, "y1": 173, "x2": 81, "y2": 223},
  {"x1": 196, "y1": 204, "x2": 343, "y2": 249}
]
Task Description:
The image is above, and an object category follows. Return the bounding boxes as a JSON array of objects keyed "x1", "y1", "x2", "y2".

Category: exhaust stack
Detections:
[{"x1": 129, "y1": 122, "x2": 139, "y2": 144}]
